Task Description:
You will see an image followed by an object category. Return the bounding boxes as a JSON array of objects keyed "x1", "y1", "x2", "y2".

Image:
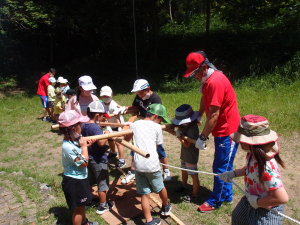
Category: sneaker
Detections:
[
  {"x1": 46, "y1": 117, "x2": 53, "y2": 122},
  {"x1": 85, "y1": 220, "x2": 99, "y2": 225},
  {"x1": 96, "y1": 201, "x2": 114, "y2": 215},
  {"x1": 116, "y1": 160, "x2": 126, "y2": 168},
  {"x1": 163, "y1": 169, "x2": 171, "y2": 182},
  {"x1": 121, "y1": 171, "x2": 135, "y2": 184},
  {"x1": 107, "y1": 152, "x2": 118, "y2": 160},
  {"x1": 145, "y1": 218, "x2": 161, "y2": 225},
  {"x1": 174, "y1": 185, "x2": 187, "y2": 192},
  {"x1": 183, "y1": 193, "x2": 199, "y2": 203},
  {"x1": 198, "y1": 202, "x2": 215, "y2": 213},
  {"x1": 52, "y1": 121, "x2": 58, "y2": 125},
  {"x1": 161, "y1": 202, "x2": 171, "y2": 216}
]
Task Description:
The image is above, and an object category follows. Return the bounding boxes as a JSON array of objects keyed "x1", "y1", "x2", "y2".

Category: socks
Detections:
[
  {"x1": 100, "y1": 201, "x2": 106, "y2": 207},
  {"x1": 164, "y1": 168, "x2": 169, "y2": 173},
  {"x1": 119, "y1": 159, "x2": 125, "y2": 163}
]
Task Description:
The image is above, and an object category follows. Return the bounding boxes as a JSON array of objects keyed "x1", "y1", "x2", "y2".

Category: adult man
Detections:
[
  {"x1": 37, "y1": 68, "x2": 56, "y2": 121},
  {"x1": 121, "y1": 79, "x2": 172, "y2": 183},
  {"x1": 184, "y1": 51, "x2": 240, "y2": 212}
]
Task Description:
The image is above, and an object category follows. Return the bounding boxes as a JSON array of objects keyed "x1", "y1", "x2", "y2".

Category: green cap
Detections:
[{"x1": 147, "y1": 103, "x2": 171, "y2": 124}]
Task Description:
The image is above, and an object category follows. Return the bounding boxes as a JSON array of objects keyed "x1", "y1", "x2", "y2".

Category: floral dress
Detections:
[{"x1": 244, "y1": 152, "x2": 283, "y2": 203}]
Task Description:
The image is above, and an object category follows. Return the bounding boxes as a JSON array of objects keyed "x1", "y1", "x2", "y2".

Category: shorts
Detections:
[
  {"x1": 181, "y1": 161, "x2": 198, "y2": 175},
  {"x1": 130, "y1": 144, "x2": 166, "y2": 160},
  {"x1": 49, "y1": 101, "x2": 55, "y2": 109},
  {"x1": 135, "y1": 170, "x2": 164, "y2": 195},
  {"x1": 61, "y1": 175, "x2": 92, "y2": 211},
  {"x1": 39, "y1": 95, "x2": 49, "y2": 108},
  {"x1": 87, "y1": 158, "x2": 109, "y2": 192}
]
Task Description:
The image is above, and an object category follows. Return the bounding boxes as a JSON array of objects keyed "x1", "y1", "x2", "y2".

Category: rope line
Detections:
[{"x1": 160, "y1": 163, "x2": 300, "y2": 224}]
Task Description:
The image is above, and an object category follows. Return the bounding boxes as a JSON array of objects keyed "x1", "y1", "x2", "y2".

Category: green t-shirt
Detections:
[{"x1": 180, "y1": 123, "x2": 200, "y2": 164}]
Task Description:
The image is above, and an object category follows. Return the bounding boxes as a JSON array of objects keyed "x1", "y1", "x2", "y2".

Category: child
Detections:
[
  {"x1": 219, "y1": 115, "x2": 289, "y2": 224},
  {"x1": 66, "y1": 75, "x2": 99, "y2": 116},
  {"x1": 121, "y1": 79, "x2": 171, "y2": 184},
  {"x1": 81, "y1": 101, "x2": 115, "y2": 215},
  {"x1": 58, "y1": 110, "x2": 99, "y2": 225},
  {"x1": 54, "y1": 87, "x2": 67, "y2": 124},
  {"x1": 47, "y1": 77, "x2": 56, "y2": 122},
  {"x1": 172, "y1": 104, "x2": 200, "y2": 202},
  {"x1": 129, "y1": 103, "x2": 171, "y2": 225},
  {"x1": 65, "y1": 89, "x2": 75, "y2": 103},
  {"x1": 99, "y1": 85, "x2": 126, "y2": 168},
  {"x1": 62, "y1": 79, "x2": 71, "y2": 101},
  {"x1": 57, "y1": 76, "x2": 65, "y2": 89}
]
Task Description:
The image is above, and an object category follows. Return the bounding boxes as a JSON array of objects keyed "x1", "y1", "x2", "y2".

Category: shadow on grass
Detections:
[{"x1": 49, "y1": 206, "x2": 73, "y2": 224}]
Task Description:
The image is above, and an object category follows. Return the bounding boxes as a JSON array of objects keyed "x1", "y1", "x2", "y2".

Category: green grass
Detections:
[{"x1": 0, "y1": 78, "x2": 299, "y2": 224}]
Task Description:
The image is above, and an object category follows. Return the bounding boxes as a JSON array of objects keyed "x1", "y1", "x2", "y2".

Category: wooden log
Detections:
[
  {"x1": 149, "y1": 195, "x2": 185, "y2": 225},
  {"x1": 111, "y1": 137, "x2": 150, "y2": 158}
]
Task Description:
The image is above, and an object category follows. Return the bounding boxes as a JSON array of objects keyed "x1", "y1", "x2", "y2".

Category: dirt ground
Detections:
[{"x1": 0, "y1": 125, "x2": 299, "y2": 224}]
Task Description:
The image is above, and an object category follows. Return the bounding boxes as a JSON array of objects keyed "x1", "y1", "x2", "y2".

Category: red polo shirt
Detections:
[
  {"x1": 37, "y1": 73, "x2": 50, "y2": 96},
  {"x1": 202, "y1": 70, "x2": 240, "y2": 137}
]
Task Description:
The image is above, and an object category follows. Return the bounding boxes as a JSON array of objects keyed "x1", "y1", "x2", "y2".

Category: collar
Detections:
[{"x1": 199, "y1": 68, "x2": 214, "y2": 93}]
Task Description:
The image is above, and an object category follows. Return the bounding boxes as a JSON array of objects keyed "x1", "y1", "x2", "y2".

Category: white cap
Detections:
[
  {"x1": 100, "y1": 86, "x2": 113, "y2": 97},
  {"x1": 78, "y1": 75, "x2": 97, "y2": 91},
  {"x1": 57, "y1": 77, "x2": 64, "y2": 83},
  {"x1": 88, "y1": 101, "x2": 110, "y2": 118},
  {"x1": 60, "y1": 78, "x2": 68, "y2": 84},
  {"x1": 49, "y1": 77, "x2": 56, "y2": 83},
  {"x1": 131, "y1": 79, "x2": 150, "y2": 93}
]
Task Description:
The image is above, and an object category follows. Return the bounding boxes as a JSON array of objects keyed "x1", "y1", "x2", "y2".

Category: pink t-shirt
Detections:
[
  {"x1": 202, "y1": 71, "x2": 240, "y2": 137},
  {"x1": 66, "y1": 94, "x2": 99, "y2": 116}
]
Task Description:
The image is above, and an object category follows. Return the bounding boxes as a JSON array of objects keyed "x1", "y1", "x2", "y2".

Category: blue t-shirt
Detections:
[
  {"x1": 81, "y1": 122, "x2": 107, "y2": 163},
  {"x1": 62, "y1": 140, "x2": 87, "y2": 179}
]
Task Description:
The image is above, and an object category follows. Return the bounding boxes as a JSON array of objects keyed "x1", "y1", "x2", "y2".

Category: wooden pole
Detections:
[
  {"x1": 111, "y1": 137, "x2": 150, "y2": 158},
  {"x1": 85, "y1": 130, "x2": 133, "y2": 140}
]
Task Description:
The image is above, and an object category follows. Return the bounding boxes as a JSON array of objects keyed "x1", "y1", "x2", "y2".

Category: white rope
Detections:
[{"x1": 160, "y1": 163, "x2": 300, "y2": 224}]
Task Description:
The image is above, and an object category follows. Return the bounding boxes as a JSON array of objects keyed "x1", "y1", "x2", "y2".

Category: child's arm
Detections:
[
  {"x1": 58, "y1": 106, "x2": 63, "y2": 111},
  {"x1": 218, "y1": 166, "x2": 246, "y2": 182},
  {"x1": 75, "y1": 137, "x2": 88, "y2": 167},
  {"x1": 255, "y1": 187, "x2": 289, "y2": 207},
  {"x1": 97, "y1": 130, "x2": 109, "y2": 147},
  {"x1": 176, "y1": 128, "x2": 191, "y2": 148}
]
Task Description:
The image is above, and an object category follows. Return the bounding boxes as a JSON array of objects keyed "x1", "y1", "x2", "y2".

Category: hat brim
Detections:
[
  {"x1": 184, "y1": 67, "x2": 200, "y2": 78},
  {"x1": 81, "y1": 84, "x2": 97, "y2": 91},
  {"x1": 172, "y1": 111, "x2": 199, "y2": 125},
  {"x1": 230, "y1": 130, "x2": 279, "y2": 157},
  {"x1": 79, "y1": 116, "x2": 90, "y2": 123},
  {"x1": 100, "y1": 92, "x2": 112, "y2": 97},
  {"x1": 162, "y1": 117, "x2": 171, "y2": 124},
  {"x1": 104, "y1": 113, "x2": 110, "y2": 119}
]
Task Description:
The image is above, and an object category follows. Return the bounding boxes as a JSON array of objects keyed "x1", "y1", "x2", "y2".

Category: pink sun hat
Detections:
[
  {"x1": 230, "y1": 115, "x2": 279, "y2": 157},
  {"x1": 58, "y1": 110, "x2": 89, "y2": 127}
]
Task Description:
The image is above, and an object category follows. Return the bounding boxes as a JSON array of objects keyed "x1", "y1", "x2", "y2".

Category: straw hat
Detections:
[{"x1": 230, "y1": 115, "x2": 279, "y2": 157}]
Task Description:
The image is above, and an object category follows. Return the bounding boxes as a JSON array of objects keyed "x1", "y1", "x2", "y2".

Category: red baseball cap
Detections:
[{"x1": 184, "y1": 52, "x2": 205, "y2": 78}]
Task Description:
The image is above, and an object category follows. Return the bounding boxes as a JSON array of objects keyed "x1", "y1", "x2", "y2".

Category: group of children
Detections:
[
  {"x1": 47, "y1": 76, "x2": 75, "y2": 124},
  {"x1": 58, "y1": 75, "x2": 289, "y2": 225}
]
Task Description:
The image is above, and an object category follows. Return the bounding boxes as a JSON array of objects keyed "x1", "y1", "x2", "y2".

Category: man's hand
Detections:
[{"x1": 195, "y1": 137, "x2": 207, "y2": 150}]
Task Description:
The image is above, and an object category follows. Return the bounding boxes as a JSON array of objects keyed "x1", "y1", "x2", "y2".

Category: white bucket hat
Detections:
[
  {"x1": 100, "y1": 86, "x2": 113, "y2": 97},
  {"x1": 230, "y1": 115, "x2": 279, "y2": 157},
  {"x1": 172, "y1": 104, "x2": 199, "y2": 125},
  {"x1": 49, "y1": 77, "x2": 56, "y2": 83},
  {"x1": 78, "y1": 75, "x2": 97, "y2": 91},
  {"x1": 131, "y1": 79, "x2": 150, "y2": 93},
  {"x1": 57, "y1": 77, "x2": 64, "y2": 83}
]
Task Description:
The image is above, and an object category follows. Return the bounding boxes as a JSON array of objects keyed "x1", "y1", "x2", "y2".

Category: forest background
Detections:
[{"x1": 1, "y1": 0, "x2": 300, "y2": 93}]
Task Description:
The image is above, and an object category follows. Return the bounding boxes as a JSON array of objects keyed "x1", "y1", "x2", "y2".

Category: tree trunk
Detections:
[
  {"x1": 50, "y1": 37, "x2": 53, "y2": 65},
  {"x1": 150, "y1": 0, "x2": 159, "y2": 60},
  {"x1": 169, "y1": 0, "x2": 173, "y2": 23}
]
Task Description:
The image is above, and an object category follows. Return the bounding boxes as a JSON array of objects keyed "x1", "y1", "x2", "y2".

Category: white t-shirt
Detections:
[
  {"x1": 66, "y1": 94, "x2": 99, "y2": 116},
  {"x1": 104, "y1": 100, "x2": 124, "y2": 127},
  {"x1": 130, "y1": 120, "x2": 163, "y2": 172}
]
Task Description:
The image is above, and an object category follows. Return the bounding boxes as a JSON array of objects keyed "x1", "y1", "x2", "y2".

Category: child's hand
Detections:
[
  {"x1": 218, "y1": 171, "x2": 235, "y2": 183},
  {"x1": 176, "y1": 128, "x2": 183, "y2": 137},
  {"x1": 247, "y1": 195, "x2": 259, "y2": 209},
  {"x1": 124, "y1": 122, "x2": 133, "y2": 126},
  {"x1": 113, "y1": 106, "x2": 126, "y2": 115},
  {"x1": 106, "y1": 126, "x2": 113, "y2": 133},
  {"x1": 86, "y1": 139, "x2": 96, "y2": 147},
  {"x1": 79, "y1": 137, "x2": 87, "y2": 147}
]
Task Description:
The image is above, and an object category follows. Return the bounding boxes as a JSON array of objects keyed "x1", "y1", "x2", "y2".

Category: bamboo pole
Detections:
[
  {"x1": 85, "y1": 130, "x2": 133, "y2": 140},
  {"x1": 111, "y1": 137, "x2": 150, "y2": 158}
]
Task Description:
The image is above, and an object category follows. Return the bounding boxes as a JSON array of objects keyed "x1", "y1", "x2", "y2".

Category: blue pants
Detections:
[{"x1": 206, "y1": 136, "x2": 238, "y2": 208}]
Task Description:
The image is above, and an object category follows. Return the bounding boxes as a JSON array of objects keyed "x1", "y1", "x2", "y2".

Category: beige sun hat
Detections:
[{"x1": 230, "y1": 114, "x2": 279, "y2": 157}]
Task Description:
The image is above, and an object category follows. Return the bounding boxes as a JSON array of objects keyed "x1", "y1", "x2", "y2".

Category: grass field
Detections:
[{"x1": 0, "y1": 81, "x2": 299, "y2": 224}]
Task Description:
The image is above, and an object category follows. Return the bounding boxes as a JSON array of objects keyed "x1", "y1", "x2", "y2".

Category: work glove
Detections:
[
  {"x1": 218, "y1": 171, "x2": 235, "y2": 183},
  {"x1": 106, "y1": 126, "x2": 113, "y2": 133},
  {"x1": 176, "y1": 128, "x2": 183, "y2": 137},
  {"x1": 195, "y1": 137, "x2": 207, "y2": 150},
  {"x1": 113, "y1": 106, "x2": 126, "y2": 115},
  {"x1": 118, "y1": 127, "x2": 122, "y2": 132},
  {"x1": 247, "y1": 195, "x2": 259, "y2": 209},
  {"x1": 197, "y1": 116, "x2": 202, "y2": 123}
]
